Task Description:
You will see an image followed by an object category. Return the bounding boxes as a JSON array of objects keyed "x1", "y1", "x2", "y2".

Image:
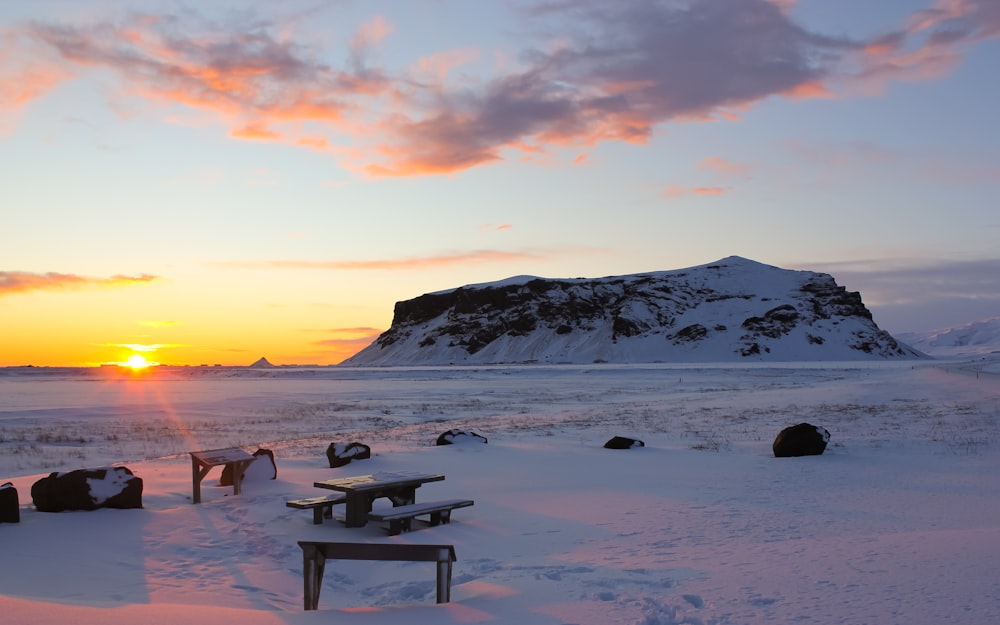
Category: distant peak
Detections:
[{"x1": 250, "y1": 357, "x2": 275, "y2": 368}]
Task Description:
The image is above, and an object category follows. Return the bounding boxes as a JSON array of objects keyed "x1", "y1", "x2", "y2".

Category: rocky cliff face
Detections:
[{"x1": 343, "y1": 256, "x2": 925, "y2": 365}]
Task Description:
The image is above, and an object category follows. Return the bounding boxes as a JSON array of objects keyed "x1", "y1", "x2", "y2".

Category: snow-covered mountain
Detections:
[
  {"x1": 343, "y1": 256, "x2": 926, "y2": 366},
  {"x1": 897, "y1": 317, "x2": 1000, "y2": 358}
]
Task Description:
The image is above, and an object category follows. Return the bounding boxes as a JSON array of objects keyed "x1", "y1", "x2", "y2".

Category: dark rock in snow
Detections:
[
  {"x1": 326, "y1": 442, "x2": 372, "y2": 468},
  {"x1": 1, "y1": 482, "x2": 19, "y2": 523},
  {"x1": 220, "y1": 448, "x2": 276, "y2": 485},
  {"x1": 773, "y1": 423, "x2": 831, "y2": 457},
  {"x1": 436, "y1": 429, "x2": 488, "y2": 445},
  {"x1": 604, "y1": 436, "x2": 645, "y2": 449},
  {"x1": 31, "y1": 466, "x2": 143, "y2": 512}
]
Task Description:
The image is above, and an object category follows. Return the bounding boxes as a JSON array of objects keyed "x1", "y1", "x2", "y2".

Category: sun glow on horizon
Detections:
[{"x1": 123, "y1": 353, "x2": 153, "y2": 369}]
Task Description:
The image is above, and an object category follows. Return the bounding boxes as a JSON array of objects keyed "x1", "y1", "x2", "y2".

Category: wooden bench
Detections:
[
  {"x1": 367, "y1": 499, "x2": 474, "y2": 535},
  {"x1": 286, "y1": 495, "x2": 347, "y2": 524},
  {"x1": 298, "y1": 541, "x2": 457, "y2": 610}
]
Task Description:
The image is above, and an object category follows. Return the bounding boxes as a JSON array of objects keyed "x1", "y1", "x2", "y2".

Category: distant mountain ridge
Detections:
[
  {"x1": 898, "y1": 317, "x2": 1000, "y2": 357},
  {"x1": 343, "y1": 256, "x2": 926, "y2": 366}
]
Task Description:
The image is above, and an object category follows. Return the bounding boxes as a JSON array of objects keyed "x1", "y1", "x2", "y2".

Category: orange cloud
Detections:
[
  {"x1": 305, "y1": 327, "x2": 385, "y2": 363},
  {"x1": 215, "y1": 249, "x2": 547, "y2": 271},
  {"x1": 699, "y1": 156, "x2": 751, "y2": 177},
  {"x1": 693, "y1": 186, "x2": 728, "y2": 196},
  {"x1": 0, "y1": 271, "x2": 158, "y2": 296},
  {"x1": 230, "y1": 122, "x2": 281, "y2": 140},
  {"x1": 663, "y1": 184, "x2": 730, "y2": 198},
  {"x1": 782, "y1": 81, "x2": 832, "y2": 99}
]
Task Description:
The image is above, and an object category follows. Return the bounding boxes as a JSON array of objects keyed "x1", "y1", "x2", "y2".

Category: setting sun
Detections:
[{"x1": 124, "y1": 354, "x2": 151, "y2": 369}]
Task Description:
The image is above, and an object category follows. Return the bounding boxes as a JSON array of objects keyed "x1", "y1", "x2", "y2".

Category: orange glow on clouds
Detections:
[
  {"x1": 212, "y1": 249, "x2": 547, "y2": 271},
  {"x1": 693, "y1": 186, "x2": 728, "y2": 196},
  {"x1": 0, "y1": 271, "x2": 157, "y2": 296},
  {"x1": 6, "y1": 2, "x2": 992, "y2": 177}
]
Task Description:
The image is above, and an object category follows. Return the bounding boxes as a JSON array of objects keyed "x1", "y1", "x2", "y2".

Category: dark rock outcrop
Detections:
[
  {"x1": 436, "y1": 429, "x2": 488, "y2": 445},
  {"x1": 342, "y1": 256, "x2": 926, "y2": 366},
  {"x1": 604, "y1": 436, "x2": 645, "y2": 449},
  {"x1": 1, "y1": 482, "x2": 19, "y2": 523},
  {"x1": 31, "y1": 466, "x2": 143, "y2": 512},
  {"x1": 220, "y1": 448, "x2": 276, "y2": 485},
  {"x1": 326, "y1": 442, "x2": 372, "y2": 468},
  {"x1": 773, "y1": 423, "x2": 831, "y2": 457}
]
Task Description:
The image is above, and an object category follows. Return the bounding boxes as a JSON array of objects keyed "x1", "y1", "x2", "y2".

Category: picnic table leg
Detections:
[
  {"x1": 302, "y1": 544, "x2": 325, "y2": 610},
  {"x1": 344, "y1": 492, "x2": 371, "y2": 527},
  {"x1": 436, "y1": 549, "x2": 453, "y2": 603},
  {"x1": 191, "y1": 456, "x2": 212, "y2": 504},
  {"x1": 388, "y1": 485, "x2": 418, "y2": 506},
  {"x1": 229, "y1": 462, "x2": 240, "y2": 496},
  {"x1": 229, "y1": 459, "x2": 253, "y2": 496}
]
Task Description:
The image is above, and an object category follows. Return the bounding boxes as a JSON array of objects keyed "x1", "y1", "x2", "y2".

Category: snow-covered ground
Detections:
[{"x1": 1, "y1": 358, "x2": 999, "y2": 624}]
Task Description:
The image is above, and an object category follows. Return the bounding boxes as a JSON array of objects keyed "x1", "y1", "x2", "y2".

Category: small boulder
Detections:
[
  {"x1": 773, "y1": 423, "x2": 830, "y2": 457},
  {"x1": 604, "y1": 436, "x2": 645, "y2": 450},
  {"x1": 220, "y1": 448, "x2": 276, "y2": 485},
  {"x1": 436, "y1": 429, "x2": 488, "y2": 445},
  {"x1": 1, "y1": 482, "x2": 19, "y2": 523},
  {"x1": 31, "y1": 466, "x2": 143, "y2": 512},
  {"x1": 326, "y1": 442, "x2": 371, "y2": 468}
]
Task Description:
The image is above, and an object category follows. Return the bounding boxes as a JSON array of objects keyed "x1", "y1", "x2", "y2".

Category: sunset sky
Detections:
[{"x1": 3, "y1": 0, "x2": 999, "y2": 367}]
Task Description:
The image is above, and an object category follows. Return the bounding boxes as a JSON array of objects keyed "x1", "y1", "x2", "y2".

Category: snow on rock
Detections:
[{"x1": 344, "y1": 256, "x2": 925, "y2": 365}]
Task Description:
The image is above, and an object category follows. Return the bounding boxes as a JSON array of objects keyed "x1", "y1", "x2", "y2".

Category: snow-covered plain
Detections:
[{"x1": 2, "y1": 357, "x2": 999, "y2": 624}]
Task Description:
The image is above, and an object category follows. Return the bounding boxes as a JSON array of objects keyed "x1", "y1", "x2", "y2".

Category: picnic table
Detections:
[
  {"x1": 190, "y1": 447, "x2": 255, "y2": 504},
  {"x1": 313, "y1": 471, "x2": 444, "y2": 527}
]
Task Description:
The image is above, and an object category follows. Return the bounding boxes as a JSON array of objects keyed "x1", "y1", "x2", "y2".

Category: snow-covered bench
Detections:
[
  {"x1": 286, "y1": 494, "x2": 347, "y2": 524},
  {"x1": 367, "y1": 498, "x2": 474, "y2": 535}
]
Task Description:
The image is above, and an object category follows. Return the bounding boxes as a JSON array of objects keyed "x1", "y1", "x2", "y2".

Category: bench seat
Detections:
[
  {"x1": 367, "y1": 498, "x2": 474, "y2": 535},
  {"x1": 286, "y1": 495, "x2": 347, "y2": 524}
]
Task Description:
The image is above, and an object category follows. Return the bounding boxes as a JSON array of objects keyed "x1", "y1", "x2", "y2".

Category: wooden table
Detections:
[
  {"x1": 190, "y1": 447, "x2": 255, "y2": 504},
  {"x1": 313, "y1": 472, "x2": 444, "y2": 527}
]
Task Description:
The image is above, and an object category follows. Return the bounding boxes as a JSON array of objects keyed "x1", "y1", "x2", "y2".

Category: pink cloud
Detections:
[
  {"x1": 415, "y1": 48, "x2": 480, "y2": 84},
  {"x1": 843, "y1": 0, "x2": 1000, "y2": 91},
  {"x1": 2, "y1": 1, "x2": 996, "y2": 175},
  {"x1": 0, "y1": 27, "x2": 75, "y2": 132},
  {"x1": 663, "y1": 184, "x2": 732, "y2": 198},
  {"x1": 699, "y1": 156, "x2": 752, "y2": 178}
]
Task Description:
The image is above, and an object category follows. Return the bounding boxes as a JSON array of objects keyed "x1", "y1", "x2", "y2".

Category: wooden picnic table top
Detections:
[
  {"x1": 190, "y1": 447, "x2": 255, "y2": 467},
  {"x1": 313, "y1": 471, "x2": 444, "y2": 493}
]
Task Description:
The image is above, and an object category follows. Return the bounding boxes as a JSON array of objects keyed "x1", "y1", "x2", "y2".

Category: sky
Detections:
[{"x1": 2, "y1": 0, "x2": 999, "y2": 367}]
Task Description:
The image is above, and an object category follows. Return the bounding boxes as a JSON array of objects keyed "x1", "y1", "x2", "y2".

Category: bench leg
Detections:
[
  {"x1": 312, "y1": 506, "x2": 324, "y2": 525},
  {"x1": 386, "y1": 518, "x2": 408, "y2": 535},
  {"x1": 428, "y1": 510, "x2": 452, "y2": 526}
]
